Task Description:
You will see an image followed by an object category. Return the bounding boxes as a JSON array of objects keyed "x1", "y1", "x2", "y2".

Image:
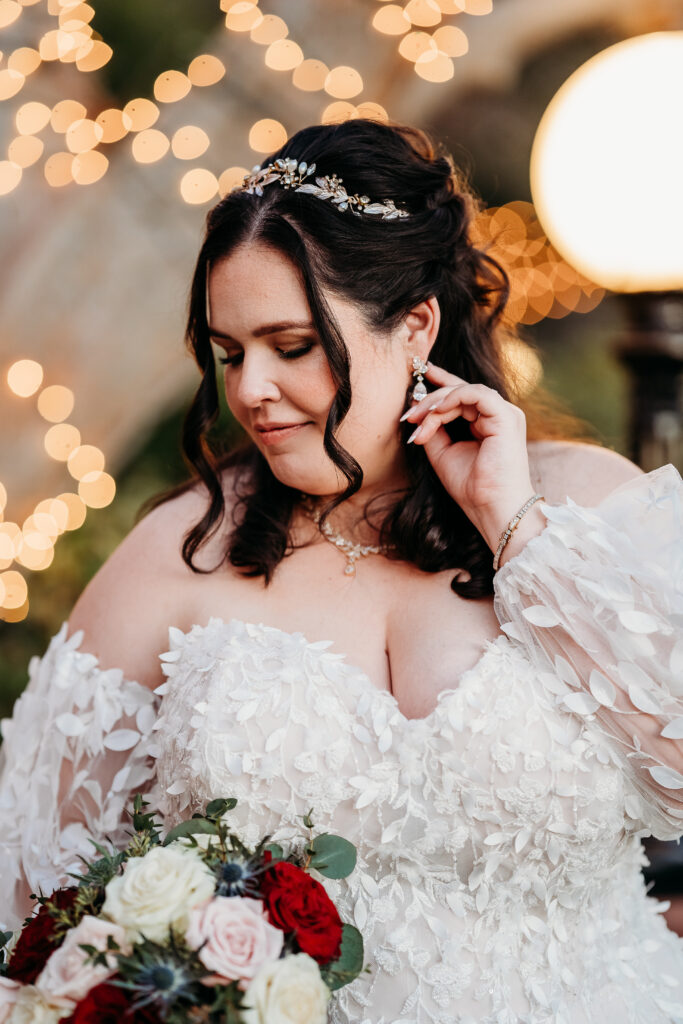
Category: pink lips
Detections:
[{"x1": 256, "y1": 423, "x2": 310, "y2": 446}]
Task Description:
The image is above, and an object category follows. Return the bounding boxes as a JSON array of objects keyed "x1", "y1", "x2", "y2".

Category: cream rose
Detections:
[
  {"x1": 0, "y1": 978, "x2": 20, "y2": 1024},
  {"x1": 35, "y1": 916, "x2": 129, "y2": 1009},
  {"x1": 241, "y1": 953, "x2": 330, "y2": 1024},
  {"x1": 102, "y1": 845, "x2": 216, "y2": 942},
  {"x1": 186, "y1": 896, "x2": 283, "y2": 987},
  {"x1": 7, "y1": 986, "x2": 70, "y2": 1024}
]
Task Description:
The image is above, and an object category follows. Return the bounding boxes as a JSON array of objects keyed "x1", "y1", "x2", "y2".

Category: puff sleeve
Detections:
[
  {"x1": 0, "y1": 623, "x2": 160, "y2": 932},
  {"x1": 494, "y1": 463, "x2": 683, "y2": 841}
]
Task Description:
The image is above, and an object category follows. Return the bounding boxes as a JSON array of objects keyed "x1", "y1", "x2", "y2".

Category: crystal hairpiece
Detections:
[{"x1": 235, "y1": 157, "x2": 410, "y2": 221}]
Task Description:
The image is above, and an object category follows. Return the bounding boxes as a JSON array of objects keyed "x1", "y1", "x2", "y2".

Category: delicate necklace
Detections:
[{"x1": 300, "y1": 496, "x2": 392, "y2": 576}]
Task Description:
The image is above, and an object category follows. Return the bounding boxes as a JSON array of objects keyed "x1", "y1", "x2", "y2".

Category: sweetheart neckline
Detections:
[{"x1": 161, "y1": 615, "x2": 515, "y2": 726}]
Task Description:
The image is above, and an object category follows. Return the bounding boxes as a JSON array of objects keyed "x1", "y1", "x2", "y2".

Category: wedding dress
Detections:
[{"x1": 1, "y1": 464, "x2": 683, "y2": 1024}]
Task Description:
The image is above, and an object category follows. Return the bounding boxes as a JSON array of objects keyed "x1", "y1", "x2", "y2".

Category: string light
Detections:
[
  {"x1": 470, "y1": 200, "x2": 605, "y2": 325},
  {"x1": 2, "y1": 357, "x2": 115, "y2": 620}
]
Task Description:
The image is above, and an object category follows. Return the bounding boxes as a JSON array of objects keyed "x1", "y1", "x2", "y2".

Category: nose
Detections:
[{"x1": 234, "y1": 350, "x2": 281, "y2": 407}]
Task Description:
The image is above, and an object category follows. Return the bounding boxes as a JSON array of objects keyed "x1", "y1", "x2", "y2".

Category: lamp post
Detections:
[{"x1": 529, "y1": 32, "x2": 683, "y2": 472}]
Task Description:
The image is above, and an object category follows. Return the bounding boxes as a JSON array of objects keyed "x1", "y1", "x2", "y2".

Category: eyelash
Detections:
[{"x1": 218, "y1": 343, "x2": 315, "y2": 367}]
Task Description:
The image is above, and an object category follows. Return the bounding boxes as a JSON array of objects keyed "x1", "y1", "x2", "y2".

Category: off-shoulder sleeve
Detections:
[
  {"x1": 0, "y1": 624, "x2": 159, "y2": 932},
  {"x1": 494, "y1": 463, "x2": 683, "y2": 841}
]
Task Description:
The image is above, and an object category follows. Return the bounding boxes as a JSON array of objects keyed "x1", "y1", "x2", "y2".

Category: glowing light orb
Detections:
[
  {"x1": 0, "y1": 160, "x2": 22, "y2": 194},
  {"x1": 531, "y1": 32, "x2": 683, "y2": 292},
  {"x1": 188, "y1": 54, "x2": 226, "y2": 87},
  {"x1": 8, "y1": 135, "x2": 43, "y2": 167},
  {"x1": 324, "y1": 66, "x2": 363, "y2": 99},
  {"x1": 180, "y1": 168, "x2": 219, "y2": 204},
  {"x1": 249, "y1": 118, "x2": 287, "y2": 153},
  {"x1": 7, "y1": 359, "x2": 43, "y2": 397},
  {"x1": 16, "y1": 100, "x2": 50, "y2": 134},
  {"x1": 44, "y1": 423, "x2": 81, "y2": 460}
]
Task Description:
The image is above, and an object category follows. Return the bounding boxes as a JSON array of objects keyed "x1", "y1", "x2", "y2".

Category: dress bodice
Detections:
[{"x1": 151, "y1": 615, "x2": 683, "y2": 1024}]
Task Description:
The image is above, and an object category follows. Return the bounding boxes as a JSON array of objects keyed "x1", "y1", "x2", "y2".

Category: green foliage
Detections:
[
  {"x1": 320, "y1": 924, "x2": 365, "y2": 992},
  {"x1": 306, "y1": 833, "x2": 357, "y2": 880}
]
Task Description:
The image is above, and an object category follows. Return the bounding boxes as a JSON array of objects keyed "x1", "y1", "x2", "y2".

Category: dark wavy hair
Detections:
[{"x1": 148, "y1": 119, "x2": 582, "y2": 598}]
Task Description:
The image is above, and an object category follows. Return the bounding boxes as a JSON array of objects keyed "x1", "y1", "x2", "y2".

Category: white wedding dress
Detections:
[{"x1": 1, "y1": 464, "x2": 683, "y2": 1023}]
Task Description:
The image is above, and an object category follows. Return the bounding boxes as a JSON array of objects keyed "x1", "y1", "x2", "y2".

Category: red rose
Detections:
[
  {"x1": 260, "y1": 861, "x2": 343, "y2": 965},
  {"x1": 64, "y1": 982, "x2": 160, "y2": 1024},
  {"x1": 7, "y1": 887, "x2": 80, "y2": 983}
]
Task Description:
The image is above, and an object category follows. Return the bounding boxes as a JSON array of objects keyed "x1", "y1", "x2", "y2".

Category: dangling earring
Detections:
[{"x1": 411, "y1": 356, "x2": 429, "y2": 401}]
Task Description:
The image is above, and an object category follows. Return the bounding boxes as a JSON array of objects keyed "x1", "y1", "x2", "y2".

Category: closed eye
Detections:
[{"x1": 218, "y1": 342, "x2": 315, "y2": 367}]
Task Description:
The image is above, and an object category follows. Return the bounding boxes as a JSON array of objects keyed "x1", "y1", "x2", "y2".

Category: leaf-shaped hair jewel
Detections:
[{"x1": 235, "y1": 158, "x2": 410, "y2": 221}]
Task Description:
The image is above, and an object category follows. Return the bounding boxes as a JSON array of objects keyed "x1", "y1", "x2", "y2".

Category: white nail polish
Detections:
[
  {"x1": 407, "y1": 426, "x2": 421, "y2": 443},
  {"x1": 399, "y1": 409, "x2": 412, "y2": 422}
]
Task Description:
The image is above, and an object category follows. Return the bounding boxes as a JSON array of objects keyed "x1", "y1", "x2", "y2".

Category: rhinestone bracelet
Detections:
[{"x1": 492, "y1": 493, "x2": 545, "y2": 572}]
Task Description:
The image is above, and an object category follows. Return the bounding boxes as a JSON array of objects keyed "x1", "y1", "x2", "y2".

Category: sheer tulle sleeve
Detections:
[
  {"x1": 494, "y1": 463, "x2": 683, "y2": 841},
  {"x1": 0, "y1": 623, "x2": 159, "y2": 931}
]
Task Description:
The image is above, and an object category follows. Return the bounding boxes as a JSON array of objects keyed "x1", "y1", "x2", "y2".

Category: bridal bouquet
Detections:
[{"x1": 0, "y1": 797, "x2": 364, "y2": 1024}]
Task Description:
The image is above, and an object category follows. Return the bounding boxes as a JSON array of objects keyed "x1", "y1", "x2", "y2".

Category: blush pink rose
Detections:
[
  {"x1": 0, "y1": 977, "x2": 20, "y2": 1023},
  {"x1": 185, "y1": 897, "x2": 284, "y2": 987},
  {"x1": 35, "y1": 916, "x2": 130, "y2": 1009}
]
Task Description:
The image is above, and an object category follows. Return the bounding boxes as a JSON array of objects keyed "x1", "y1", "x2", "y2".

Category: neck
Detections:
[{"x1": 297, "y1": 479, "x2": 406, "y2": 548}]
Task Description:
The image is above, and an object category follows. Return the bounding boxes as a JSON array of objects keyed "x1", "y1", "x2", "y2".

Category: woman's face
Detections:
[{"x1": 207, "y1": 243, "x2": 423, "y2": 498}]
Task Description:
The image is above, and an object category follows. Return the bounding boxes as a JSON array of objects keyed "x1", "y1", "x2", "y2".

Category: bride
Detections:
[{"x1": 1, "y1": 119, "x2": 683, "y2": 1023}]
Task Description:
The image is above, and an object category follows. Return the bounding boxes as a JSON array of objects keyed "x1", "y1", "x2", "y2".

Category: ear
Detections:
[{"x1": 403, "y1": 296, "x2": 440, "y2": 363}]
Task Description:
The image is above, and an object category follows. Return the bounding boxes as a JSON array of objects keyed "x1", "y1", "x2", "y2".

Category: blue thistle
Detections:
[
  {"x1": 214, "y1": 853, "x2": 266, "y2": 898},
  {"x1": 113, "y1": 933, "x2": 205, "y2": 1017}
]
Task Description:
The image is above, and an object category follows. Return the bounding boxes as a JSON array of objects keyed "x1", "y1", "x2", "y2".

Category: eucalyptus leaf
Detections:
[
  {"x1": 162, "y1": 819, "x2": 218, "y2": 846},
  {"x1": 308, "y1": 833, "x2": 357, "y2": 879},
  {"x1": 264, "y1": 842, "x2": 284, "y2": 861},
  {"x1": 206, "y1": 798, "x2": 237, "y2": 818},
  {"x1": 320, "y1": 924, "x2": 364, "y2": 991}
]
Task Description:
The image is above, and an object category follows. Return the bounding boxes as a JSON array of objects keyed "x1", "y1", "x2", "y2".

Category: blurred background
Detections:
[{"x1": 1, "y1": 0, "x2": 682, "y2": 915}]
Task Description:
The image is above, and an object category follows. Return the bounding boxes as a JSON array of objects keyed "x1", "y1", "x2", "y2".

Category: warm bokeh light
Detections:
[
  {"x1": 187, "y1": 54, "x2": 226, "y2": 87},
  {"x1": 0, "y1": 68, "x2": 25, "y2": 100},
  {"x1": 57, "y1": 492, "x2": 87, "y2": 530},
  {"x1": 122, "y1": 98, "x2": 159, "y2": 132},
  {"x1": 37, "y1": 384, "x2": 75, "y2": 422},
  {"x1": 404, "y1": 0, "x2": 442, "y2": 27},
  {"x1": 530, "y1": 32, "x2": 683, "y2": 292},
  {"x1": 0, "y1": 161, "x2": 22, "y2": 195},
  {"x1": 324, "y1": 66, "x2": 363, "y2": 99},
  {"x1": 218, "y1": 165, "x2": 249, "y2": 196},
  {"x1": 154, "y1": 70, "x2": 191, "y2": 103},
  {"x1": 75, "y1": 39, "x2": 113, "y2": 73},
  {"x1": 8, "y1": 135, "x2": 43, "y2": 167},
  {"x1": 372, "y1": 5, "x2": 410, "y2": 35},
  {"x1": 415, "y1": 49, "x2": 454, "y2": 82},
  {"x1": 0, "y1": 481, "x2": 6, "y2": 516},
  {"x1": 251, "y1": 14, "x2": 288, "y2": 45},
  {"x1": 78, "y1": 470, "x2": 116, "y2": 508},
  {"x1": 355, "y1": 101, "x2": 389, "y2": 123},
  {"x1": 292, "y1": 58, "x2": 329, "y2": 92},
  {"x1": 96, "y1": 108, "x2": 131, "y2": 143},
  {"x1": 0, "y1": 3, "x2": 22, "y2": 31},
  {"x1": 7, "y1": 359, "x2": 43, "y2": 397},
  {"x1": 51, "y1": 99, "x2": 87, "y2": 133},
  {"x1": 65, "y1": 117, "x2": 103, "y2": 153},
  {"x1": 132, "y1": 128, "x2": 170, "y2": 164},
  {"x1": 265, "y1": 39, "x2": 304, "y2": 72},
  {"x1": 15, "y1": 100, "x2": 51, "y2": 134},
  {"x1": 0, "y1": 570, "x2": 27, "y2": 610},
  {"x1": 462, "y1": 0, "x2": 492, "y2": 12},
  {"x1": 8, "y1": 47, "x2": 42, "y2": 76},
  {"x1": 249, "y1": 118, "x2": 288, "y2": 152},
  {"x1": 399, "y1": 32, "x2": 436, "y2": 63},
  {"x1": 432, "y1": 24, "x2": 468, "y2": 57},
  {"x1": 44, "y1": 151, "x2": 75, "y2": 187},
  {"x1": 321, "y1": 101, "x2": 356, "y2": 125},
  {"x1": 471, "y1": 199, "x2": 605, "y2": 324},
  {"x1": 72, "y1": 150, "x2": 108, "y2": 184},
  {"x1": 172, "y1": 125, "x2": 210, "y2": 160},
  {"x1": 44, "y1": 423, "x2": 81, "y2": 461},
  {"x1": 180, "y1": 167, "x2": 219, "y2": 204},
  {"x1": 224, "y1": 2, "x2": 263, "y2": 32},
  {"x1": 67, "y1": 443, "x2": 105, "y2": 481}
]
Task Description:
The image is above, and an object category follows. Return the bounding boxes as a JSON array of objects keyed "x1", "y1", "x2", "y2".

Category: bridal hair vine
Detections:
[{"x1": 235, "y1": 157, "x2": 410, "y2": 220}]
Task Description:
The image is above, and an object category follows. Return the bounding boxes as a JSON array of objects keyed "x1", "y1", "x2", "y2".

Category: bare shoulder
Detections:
[
  {"x1": 527, "y1": 439, "x2": 643, "y2": 506},
  {"x1": 67, "y1": 467, "x2": 242, "y2": 689}
]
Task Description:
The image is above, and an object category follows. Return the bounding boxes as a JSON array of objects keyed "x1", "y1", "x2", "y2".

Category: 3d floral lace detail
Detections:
[
  {"x1": 2, "y1": 466, "x2": 683, "y2": 1022},
  {"x1": 0, "y1": 624, "x2": 158, "y2": 932}
]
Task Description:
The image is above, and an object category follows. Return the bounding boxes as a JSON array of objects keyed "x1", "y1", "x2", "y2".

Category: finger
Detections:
[
  {"x1": 400, "y1": 385, "x2": 457, "y2": 422},
  {"x1": 423, "y1": 362, "x2": 468, "y2": 389}
]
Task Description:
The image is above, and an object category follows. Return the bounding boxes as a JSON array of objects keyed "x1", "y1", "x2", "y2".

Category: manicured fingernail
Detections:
[
  {"x1": 428, "y1": 400, "x2": 443, "y2": 411},
  {"x1": 407, "y1": 426, "x2": 422, "y2": 444},
  {"x1": 399, "y1": 409, "x2": 413, "y2": 422}
]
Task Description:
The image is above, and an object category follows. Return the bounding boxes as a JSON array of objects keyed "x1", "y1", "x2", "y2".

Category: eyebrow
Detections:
[{"x1": 208, "y1": 319, "x2": 315, "y2": 341}]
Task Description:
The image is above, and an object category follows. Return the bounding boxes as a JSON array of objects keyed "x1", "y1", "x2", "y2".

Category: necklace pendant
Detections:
[{"x1": 344, "y1": 561, "x2": 356, "y2": 576}]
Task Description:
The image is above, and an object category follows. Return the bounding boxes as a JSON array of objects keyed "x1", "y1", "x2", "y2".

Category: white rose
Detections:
[
  {"x1": 35, "y1": 916, "x2": 129, "y2": 1009},
  {"x1": 0, "y1": 978, "x2": 20, "y2": 1024},
  {"x1": 241, "y1": 953, "x2": 330, "y2": 1024},
  {"x1": 7, "y1": 987, "x2": 70, "y2": 1024},
  {"x1": 102, "y1": 845, "x2": 216, "y2": 942}
]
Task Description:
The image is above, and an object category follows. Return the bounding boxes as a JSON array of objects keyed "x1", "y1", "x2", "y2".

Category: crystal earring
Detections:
[{"x1": 411, "y1": 356, "x2": 429, "y2": 401}]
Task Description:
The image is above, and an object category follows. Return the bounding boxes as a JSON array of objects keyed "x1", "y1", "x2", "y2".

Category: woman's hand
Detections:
[{"x1": 401, "y1": 362, "x2": 544, "y2": 559}]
